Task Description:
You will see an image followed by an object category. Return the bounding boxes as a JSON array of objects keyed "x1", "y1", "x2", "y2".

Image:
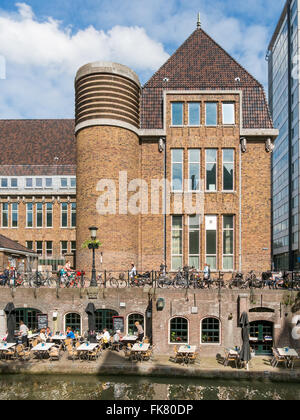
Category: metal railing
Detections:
[{"x1": 1, "y1": 268, "x2": 300, "y2": 291}]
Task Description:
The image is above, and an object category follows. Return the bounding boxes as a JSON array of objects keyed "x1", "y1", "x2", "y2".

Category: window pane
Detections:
[
  {"x1": 206, "y1": 103, "x2": 217, "y2": 126},
  {"x1": 189, "y1": 215, "x2": 199, "y2": 230},
  {"x1": 172, "y1": 103, "x2": 183, "y2": 126},
  {"x1": 172, "y1": 149, "x2": 183, "y2": 162},
  {"x1": 172, "y1": 230, "x2": 182, "y2": 255},
  {"x1": 223, "y1": 256, "x2": 233, "y2": 270},
  {"x1": 1, "y1": 178, "x2": 8, "y2": 188},
  {"x1": 206, "y1": 230, "x2": 216, "y2": 255},
  {"x1": 222, "y1": 103, "x2": 235, "y2": 124},
  {"x1": 36, "y1": 178, "x2": 43, "y2": 188},
  {"x1": 26, "y1": 178, "x2": 32, "y2": 188},
  {"x1": 11, "y1": 178, "x2": 18, "y2": 188},
  {"x1": 173, "y1": 164, "x2": 183, "y2": 191},
  {"x1": 223, "y1": 163, "x2": 234, "y2": 190},
  {"x1": 172, "y1": 256, "x2": 182, "y2": 271},
  {"x1": 223, "y1": 149, "x2": 234, "y2": 162},
  {"x1": 223, "y1": 230, "x2": 233, "y2": 254},
  {"x1": 206, "y1": 256, "x2": 216, "y2": 270},
  {"x1": 189, "y1": 149, "x2": 200, "y2": 163},
  {"x1": 189, "y1": 256, "x2": 199, "y2": 269},
  {"x1": 223, "y1": 216, "x2": 233, "y2": 229},
  {"x1": 189, "y1": 163, "x2": 200, "y2": 191},
  {"x1": 188, "y1": 103, "x2": 200, "y2": 126},
  {"x1": 172, "y1": 216, "x2": 182, "y2": 229},
  {"x1": 46, "y1": 178, "x2": 52, "y2": 188},
  {"x1": 189, "y1": 230, "x2": 199, "y2": 255},
  {"x1": 206, "y1": 163, "x2": 216, "y2": 191}
]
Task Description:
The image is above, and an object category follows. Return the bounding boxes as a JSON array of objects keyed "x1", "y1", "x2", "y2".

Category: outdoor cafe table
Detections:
[
  {"x1": 51, "y1": 335, "x2": 67, "y2": 341},
  {"x1": 277, "y1": 348, "x2": 299, "y2": 368},
  {"x1": 28, "y1": 333, "x2": 39, "y2": 340},
  {"x1": 31, "y1": 343, "x2": 55, "y2": 359},
  {"x1": 177, "y1": 345, "x2": 197, "y2": 365},
  {"x1": 0, "y1": 343, "x2": 16, "y2": 360},
  {"x1": 77, "y1": 343, "x2": 98, "y2": 360},
  {"x1": 121, "y1": 335, "x2": 138, "y2": 343},
  {"x1": 130, "y1": 343, "x2": 150, "y2": 362}
]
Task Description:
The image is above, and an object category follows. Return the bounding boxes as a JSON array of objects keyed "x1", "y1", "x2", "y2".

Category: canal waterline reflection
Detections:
[{"x1": 0, "y1": 375, "x2": 299, "y2": 400}]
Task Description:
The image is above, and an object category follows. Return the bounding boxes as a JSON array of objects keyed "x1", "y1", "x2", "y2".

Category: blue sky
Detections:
[{"x1": 0, "y1": 0, "x2": 286, "y2": 119}]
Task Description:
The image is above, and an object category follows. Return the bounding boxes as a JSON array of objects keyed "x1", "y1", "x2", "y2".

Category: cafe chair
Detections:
[
  {"x1": 172, "y1": 345, "x2": 184, "y2": 364},
  {"x1": 16, "y1": 344, "x2": 31, "y2": 361},
  {"x1": 4, "y1": 347, "x2": 16, "y2": 361},
  {"x1": 67, "y1": 344, "x2": 79, "y2": 361},
  {"x1": 49, "y1": 346, "x2": 60, "y2": 361},
  {"x1": 187, "y1": 352, "x2": 199, "y2": 365},
  {"x1": 223, "y1": 348, "x2": 239, "y2": 369},
  {"x1": 271, "y1": 348, "x2": 287, "y2": 368},
  {"x1": 123, "y1": 343, "x2": 132, "y2": 360}
]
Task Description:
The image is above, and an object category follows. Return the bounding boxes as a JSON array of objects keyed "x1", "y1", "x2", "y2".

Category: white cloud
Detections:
[{"x1": 0, "y1": 3, "x2": 169, "y2": 118}]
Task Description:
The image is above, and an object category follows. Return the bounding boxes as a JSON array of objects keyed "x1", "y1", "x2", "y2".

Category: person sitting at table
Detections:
[
  {"x1": 19, "y1": 320, "x2": 29, "y2": 346},
  {"x1": 66, "y1": 327, "x2": 76, "y2": 340},
  {"x1": 112, "y1": 330, "x2": 123, "y2": 351},
  {"x1": 39, "y1": 328, "x2": 47, "y2": 343},
  {"x1": 135, "y1": 321, "x2": 144, "y2": 342},
  {"x1": 100, "y1": 328, "x2": 110, "y2": 349}
]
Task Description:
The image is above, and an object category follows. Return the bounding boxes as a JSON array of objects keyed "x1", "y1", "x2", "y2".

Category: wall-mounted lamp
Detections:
[{"x1": 156, "y1": 298, "x2": 165, "y2": 311}]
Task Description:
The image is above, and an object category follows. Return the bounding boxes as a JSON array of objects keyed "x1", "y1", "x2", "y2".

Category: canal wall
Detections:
[{"x1": 0, "y1": 287, "x2": 299, "y2": 356}]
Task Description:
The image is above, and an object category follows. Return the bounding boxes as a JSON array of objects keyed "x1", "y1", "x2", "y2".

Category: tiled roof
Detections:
[
  {"x1": 141, "y1": 28, "x2": 273, "y2": 130},
  {"x1": 0, "y1": 234, "x2": 36, "y2": 254},
  {"x1": 0, "y1": 120, "x2": 76, "y2": 166}
]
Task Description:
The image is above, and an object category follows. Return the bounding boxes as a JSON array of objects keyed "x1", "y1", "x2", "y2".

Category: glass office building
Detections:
[{"x1": 268, "y1": 0, "x2": 299, "y2": 270}]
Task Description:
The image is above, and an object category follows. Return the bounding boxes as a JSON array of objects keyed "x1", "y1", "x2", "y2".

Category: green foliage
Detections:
[{"x1": 81, "y1": 239, "x2": 102, "y2": 249}]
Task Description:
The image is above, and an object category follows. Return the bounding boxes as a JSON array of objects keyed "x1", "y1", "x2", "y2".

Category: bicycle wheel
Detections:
[
  {"x1": 157, "y1": 278, "x2": 165, "y2": 288},
  {"x1": 118, "y1": 279, "x2": 127, "y2": 288},
  {"x1": 174, "y1": 277, "x2": 184, "y2": 289},
  {"x1": 110, "y1": 277, "x2": 118, "y2": 288}
]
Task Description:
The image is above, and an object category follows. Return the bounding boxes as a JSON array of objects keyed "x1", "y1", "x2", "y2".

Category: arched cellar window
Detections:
[
  {"x1": 95, "y1": 309, "x2": 118, "y2": 333},
  {"x1": 15, "y1": 308, "x2": 42, "y2": 331},
  {"x1": 170, "y1": 317, "x2": 188, "y2": 344},
  {"x1": 127, "y1": 313, "x2": 144, "y2": 335},
  {"x1": 201, "y1": 317, "x2": 220, "y2": 344},
  {"x1": 65, "y1": 313, "x2": 81, "y2": 334},
  {"x1": 249, "y1": 308, "x2": 275, "y2": 313}
]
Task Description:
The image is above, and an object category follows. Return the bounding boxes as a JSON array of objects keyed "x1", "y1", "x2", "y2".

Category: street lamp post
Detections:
[{"x1": 88, "y1": 226, "x2": 99, "y2": 287}]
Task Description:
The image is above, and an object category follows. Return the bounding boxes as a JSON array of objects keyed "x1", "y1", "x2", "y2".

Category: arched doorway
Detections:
[
  {"x1": 95, "y1": 309, "x2": 118, "y2": 333},
  {"x1": 15, "y1": 308, "x2": 42, "y2": 331},
  {"x1": 249, "y1": 320, "x2": 274, "y2": 355}
]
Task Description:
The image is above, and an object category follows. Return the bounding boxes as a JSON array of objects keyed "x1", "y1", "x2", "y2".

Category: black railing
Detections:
[{"x1": 1, "y1": 268, "x2": 300, "y2": 291}]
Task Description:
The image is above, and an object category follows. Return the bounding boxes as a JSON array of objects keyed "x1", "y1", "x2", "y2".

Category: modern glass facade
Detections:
[{"x1": 268, "y1": 0, "x2": 300, "y2": 270}]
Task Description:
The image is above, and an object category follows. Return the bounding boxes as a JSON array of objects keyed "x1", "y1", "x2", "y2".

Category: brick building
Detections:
[
  {"x1": 2, "y1": 25, "x2": 300, "y2": 359},
  {"x1": 0, "y1": 27, "x2": 278, "y2": 274}
]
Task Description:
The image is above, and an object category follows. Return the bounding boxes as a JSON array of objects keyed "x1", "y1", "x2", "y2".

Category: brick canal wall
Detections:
[{"x1": 0, "y1": 288, "x2": 299, "y2": 356}]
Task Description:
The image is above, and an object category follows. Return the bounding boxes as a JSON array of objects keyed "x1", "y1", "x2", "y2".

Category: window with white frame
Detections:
[
  {"x1": 46, "y1": 203, "x2": 53, "y2": 228},
  {"x1": 70, "y1": 178, "x2": 76, "y2": 188},
  {"x1": 1, "y1": 178, "x2": 8, "y2": 188},
  {"x1": 206, "y1": 149, "x2": 217, "y2": 191},
  {"x1": 171, "y1": 102, "x2": 183, "y2": 126},
  {"x1": 188, "y1": 149, "x2": 200, "y2": 191},
  {"x1": 189, "y1": 215, "x2": 200, "y2": 269},
  {"x1": 205, "y1": 215, "x2": 217, "y2": 270},
  {"x1": 172, "y1": 149, "x2": 183, "y2": 192},
  {"x1": 26, "y1": 178, "x2": 33, "y2": 188},
  {"x1": 205, "y1": 102, "x2": 217, "y2": 126},
  {"x1": 45, "y1": 178, "x2": 53, "y2": 188},
  {"x1": 170, "y1": 317, "x2": 188, "y2": 344},
  {"x1": 71, "y1": 241, "x2": 76, "y2": 254},
  {"x1": 172, "y1": 216, "x2": 183, "y2": 270},
  {"x1": 26, "y1": 203, "x2": 33, "y2": 228},
  {"x1": 11, "y1": 203, "x2": 18, "y2": 228},
  {"x1": 36, "y1": 203, "x2": 43, "y2": 228},
  {"x1": 2, "y1": 203, "x2": 8, "y2": 227},
  {"x1": 11, "y1": 178, "x2": 18, "y2": 188},
  {"x1": 223, "y1": 215, "x2": 234, "y2": 270},
  {"x1": 46, "y1": 241, "x2": 53, "y2": 257},
  {"x1": 188, "y1": 103, "x2": 200, "y2": 126},
  {"x1": 35, "y1": 178, "x2": 43, "y2": 188},
  {"x1": 222, "y1": 103, "x2": 235, "y2": 125},
  {"x1": 61, "y1": 203, "x2": 68, "y2": 227},
  {"x1": 36, "y1": 241, "x2": 43, "y2": 255},
  {"x1": 71, "y1": 203, "x2": 76, "y2": 227},
  {"x1": 61, "y1": 241, "x2": 68, "y2": 256},
  {"x1": 201, "y1": 318, "x2": 220, "y2": 344},
  {"x1": 26, "y1": 241, "x2": 33, "y2": 250},
  {"x1": 223, "y1": 149, "x2": 234, "y2": 191},
  {"x1": 60, "y1": 178, "x2": 68, "y2": 188}
]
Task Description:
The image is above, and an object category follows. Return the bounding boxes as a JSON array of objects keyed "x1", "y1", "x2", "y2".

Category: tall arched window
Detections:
[
  {"x1": 201, "y1": 317, "x2": 220, "y2": 344},
  {"x1": 65, "y1": 313, "x2": 81, "y2": 334},
  {"x1": 170, "y1": 317, "x2": 188, "y2": 344},
  {"x1": 95, "y1": 309, "x2": 118, "y2": 333},
  {"x1": 127, "y1": 313, "x2": 144, "y2": 335},
  {"x1": 15, "y1": 308, "x2": 42, "y2": 331}
]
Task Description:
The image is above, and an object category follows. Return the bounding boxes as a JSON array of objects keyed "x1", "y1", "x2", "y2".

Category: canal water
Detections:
[{"x1": 0, "y1": 375, "x2": 299, "y2": 400}]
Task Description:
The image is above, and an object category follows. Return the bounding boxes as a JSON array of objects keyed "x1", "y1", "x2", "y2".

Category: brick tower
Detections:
[{"x1": 75, "y1": 62, "x2": 141, "y2": 274}]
